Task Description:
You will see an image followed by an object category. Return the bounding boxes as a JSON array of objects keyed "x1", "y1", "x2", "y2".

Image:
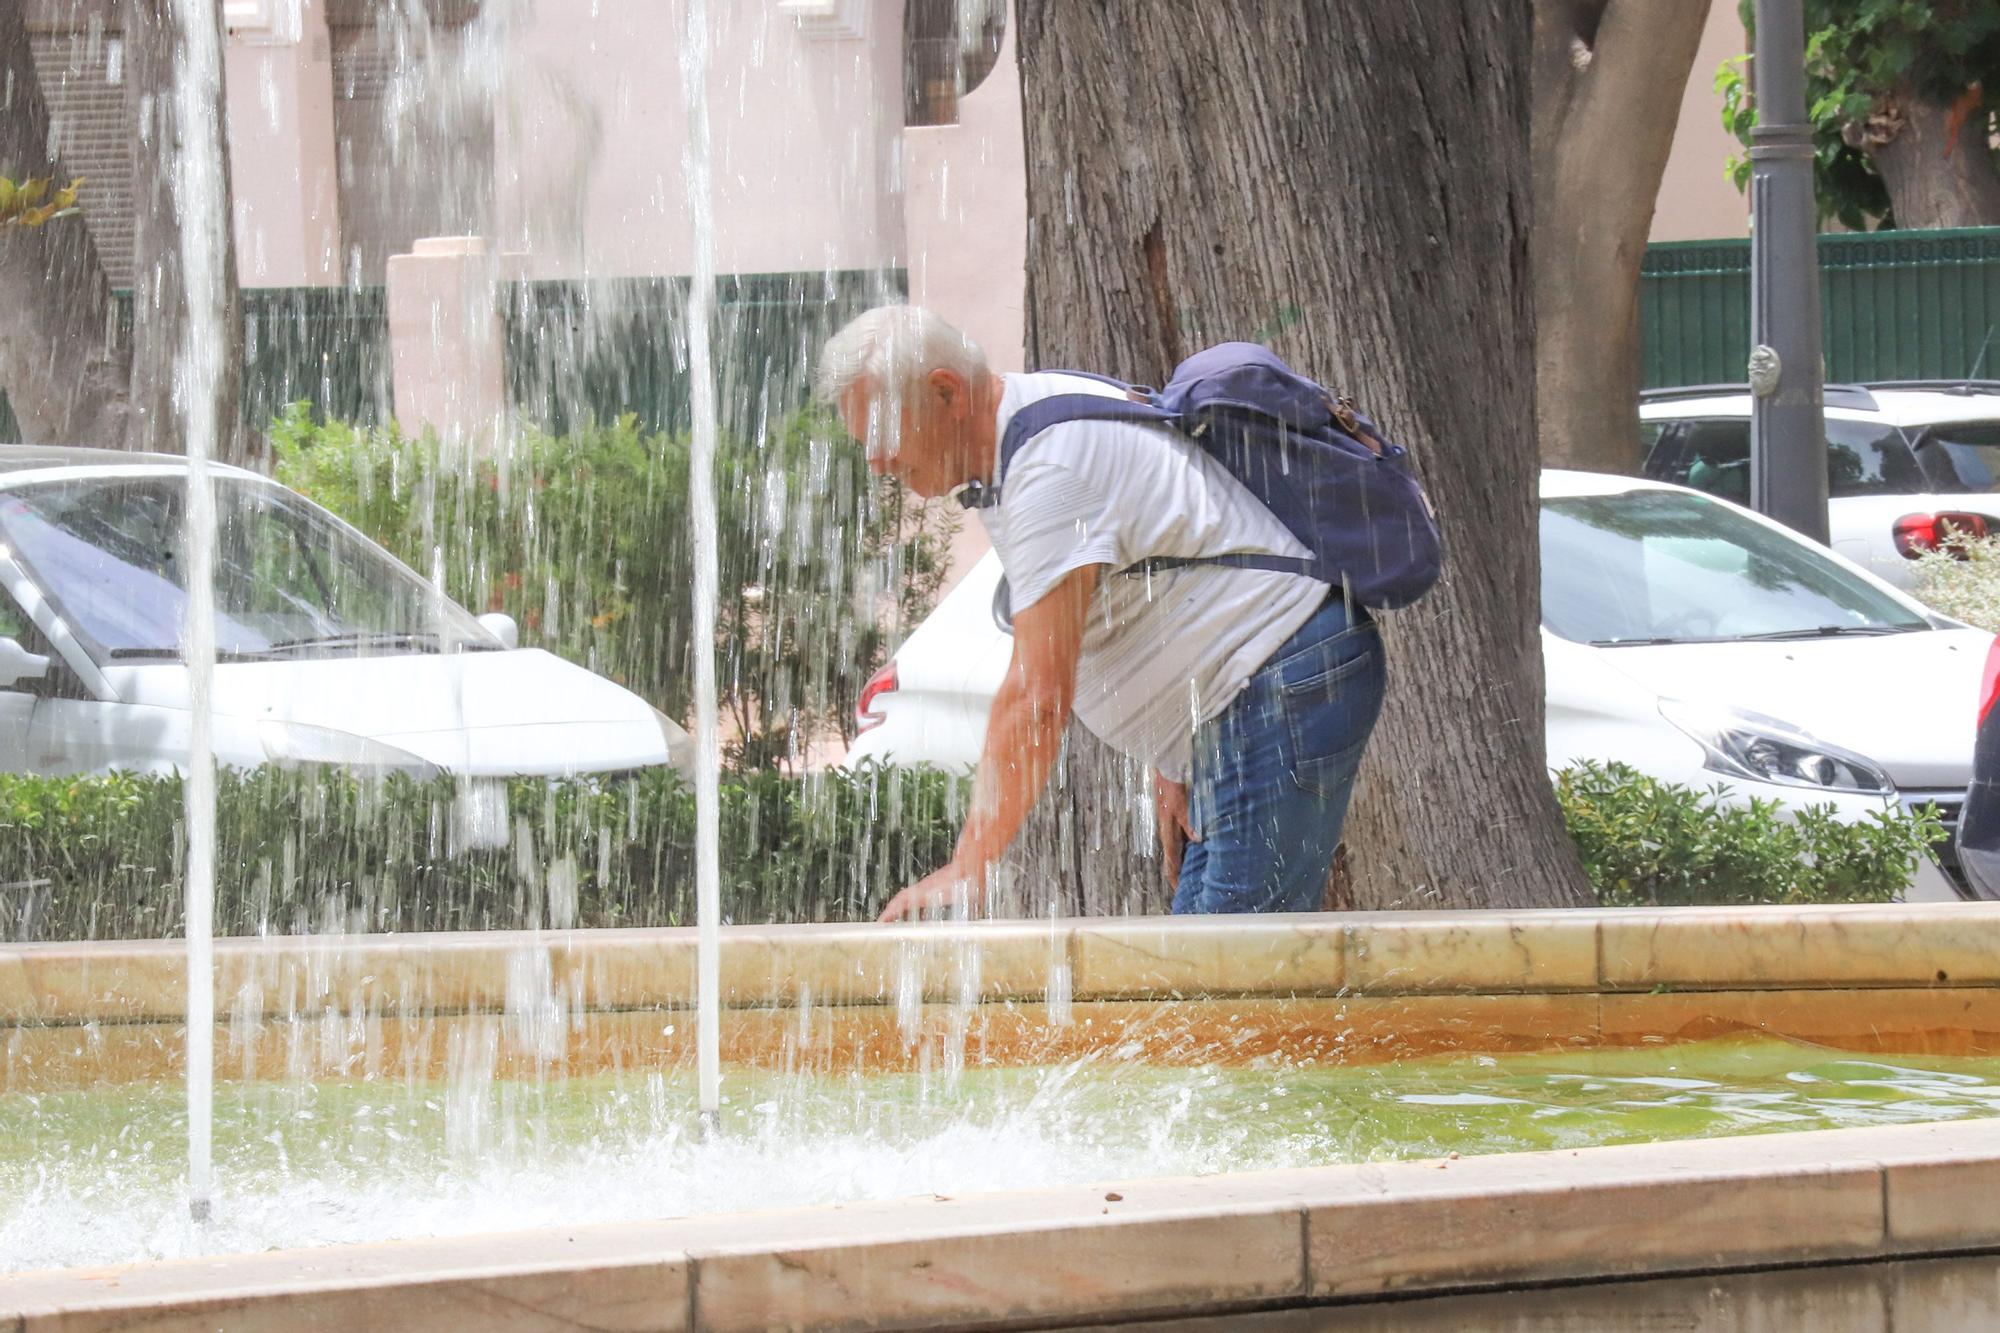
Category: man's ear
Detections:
[{"x1": 927, "y1": 367, "x2": 970, "y2": 419}]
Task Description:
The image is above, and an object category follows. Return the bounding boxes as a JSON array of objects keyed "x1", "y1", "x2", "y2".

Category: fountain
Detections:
[
  {"x1": 8, "y1": 1, "x2": 2000, "y2": 1328},
  {"x1": 10, "y1": 909, "x2": 2000, "y2": 1326},
  {"x1": 680, "y1": 0, "x2": 723, "y2": 1138},
  {"x1": 165, "y1": 0, "x2": 232, "y2": 1229}
]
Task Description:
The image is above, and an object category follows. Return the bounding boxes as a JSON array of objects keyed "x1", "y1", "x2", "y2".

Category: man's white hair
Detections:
[{"x1": 815, "y1": 305, "x2": 990, "y2": 407}]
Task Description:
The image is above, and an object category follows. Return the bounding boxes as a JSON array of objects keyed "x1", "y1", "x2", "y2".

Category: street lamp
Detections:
[{"x1": 1748, "y1": 0, "x2": 1829, "y2": 543}]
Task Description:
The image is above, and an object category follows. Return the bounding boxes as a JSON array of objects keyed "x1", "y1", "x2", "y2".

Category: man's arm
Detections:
[{"x1": 876, "y1": 562, "x2": 1102, "y2": 921}]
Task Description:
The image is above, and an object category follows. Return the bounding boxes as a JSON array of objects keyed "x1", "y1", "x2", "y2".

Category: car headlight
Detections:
[
  {"x1": 1658, "y1": 700, "x2": 1892, "y2": 794},
  {"x1": 259, "y1": 721, "x2": 437, "y2": 777}
]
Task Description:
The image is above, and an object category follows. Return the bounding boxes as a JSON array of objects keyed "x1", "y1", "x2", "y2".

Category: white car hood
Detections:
[
  {"x1": 108, "y1": 648, "x2": 681, "y2": 776},
  {"x1": 1591, "y1": 628, "x2": 1990, "y2": 790}
]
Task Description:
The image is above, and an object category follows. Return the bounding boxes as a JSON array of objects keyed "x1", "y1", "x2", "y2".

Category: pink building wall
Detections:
[
  {"x1": 1650, "y1": 3, "x2": 1752, "y2": 243},
  {"x1": 222, "y1": 0, "x2": 342, "y2": 286},
  {"x1": 901, "y1": 10, "x2": 1026, "y2": 373},
  {"x1": 218, "y1": 2, "x2": 1750, "y2": 291},
  {"x1": 215, "y1": 0, "x2": 1733, "y2": 451},
  {"x1": 489, "y1": 0, "x2": 907, "y2": 280}
]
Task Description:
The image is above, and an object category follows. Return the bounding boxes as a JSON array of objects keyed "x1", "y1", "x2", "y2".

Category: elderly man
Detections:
[{"x1": 818, "y1": 305, "x2": 1386, "y2": 920}]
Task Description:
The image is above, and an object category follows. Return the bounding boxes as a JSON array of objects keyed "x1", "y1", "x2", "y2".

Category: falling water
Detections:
[
  {"x1": 168, "y1": 0, "x2": 232, "y2": 1225},
  {"x1": 681, "y1": 0, "x2": 723, "y2": 1132}
]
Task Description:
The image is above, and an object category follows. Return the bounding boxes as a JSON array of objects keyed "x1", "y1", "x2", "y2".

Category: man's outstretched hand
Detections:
[{"x1": 877, "y1": 863, "x2": 981, "y2": 922}]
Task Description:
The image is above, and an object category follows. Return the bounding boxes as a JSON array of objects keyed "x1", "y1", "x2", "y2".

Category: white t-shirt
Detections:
[{"x1": 979, "y1": 372, "x2": 1329, "y2": 780}]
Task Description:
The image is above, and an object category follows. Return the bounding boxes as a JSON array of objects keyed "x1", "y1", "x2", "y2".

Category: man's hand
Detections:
[
  {"x1": 1154, "y1": 770, "x2": 1198, "y2": 888},
  {"x1": 878, "y1": 863, "x2": 980, "y2": 922}
]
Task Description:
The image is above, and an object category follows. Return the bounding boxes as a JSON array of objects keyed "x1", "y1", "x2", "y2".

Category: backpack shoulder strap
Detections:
[
  {"x1": 994, "y1": 393, "x2": 1180, "y2": 492},
  {"x1": 974, "y1": 389, "x2": 1321, "y2": 583}
]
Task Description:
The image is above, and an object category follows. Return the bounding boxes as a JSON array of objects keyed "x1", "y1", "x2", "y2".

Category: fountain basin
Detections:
[{"x1": 8, "y1": 905, "x2": 2000, "y2": 1328}]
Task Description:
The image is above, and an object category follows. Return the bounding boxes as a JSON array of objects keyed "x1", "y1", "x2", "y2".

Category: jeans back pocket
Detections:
[{"x1": 1279, "y1": 627, "x2": 1386, "y2": 797}]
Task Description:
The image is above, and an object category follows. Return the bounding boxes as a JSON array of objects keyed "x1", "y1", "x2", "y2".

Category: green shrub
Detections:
[
  {"x1": 0, "y1": 764, "x2": 966, "y2": 942},
  {"x1": 268, "y1": 405, "x2": 955, "y2": 767},
  {"x1": 1555, "y1": 760, "x2": 1945, "y2": 906},
  {"x1": 1912, "y1": 533, "x2": 2000, "y2": 632},
  {"x1": 4, "y1": 760, "x2": 1948, "y2": 942}
]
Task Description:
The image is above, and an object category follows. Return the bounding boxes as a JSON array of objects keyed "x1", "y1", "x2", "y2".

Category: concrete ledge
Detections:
[
  {"x1": 6, "y1": 1121, "x2": 2000, "y2": 1331},
  {"x1": 9, "y1": 904, "x2": 2000, "y2": 1029}
]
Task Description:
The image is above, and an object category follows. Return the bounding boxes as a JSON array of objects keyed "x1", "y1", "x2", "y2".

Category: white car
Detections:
[
  {"x1": 0, "y1": 448, "x2": 693, "y2": 779},
  {"x1": 1641, "y1": 380, "x2": 2000, "y2": 589},
  {"x1": 846, "y1": 471, "x2": 1988, "y2": 901}
]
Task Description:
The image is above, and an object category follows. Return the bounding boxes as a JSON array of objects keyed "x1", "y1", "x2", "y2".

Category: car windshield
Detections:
[
  {"x1": 1915, "y1": 420, "x2": 2000, "y2": 494},
  {"x1": 0, "y1": 474, "x2": 492, "y2": 661},
  {"x1": 1541, "y1": 489, "x2": 1930, "y2": 646}
]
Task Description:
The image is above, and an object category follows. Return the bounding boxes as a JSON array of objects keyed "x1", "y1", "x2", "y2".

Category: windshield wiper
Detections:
[
  {"x1": 1733, "y1": 625, "x2": 1915, "y2": 642},
  {"x1": 107, "y1": 646, "x2": 276, "y2": 662},
  {"x1": 264, "y1": 631, "x2": 442, "y2": 655},
  {"x1": 1588, "y1": 636, "x2": 1711, "y2": 647}
]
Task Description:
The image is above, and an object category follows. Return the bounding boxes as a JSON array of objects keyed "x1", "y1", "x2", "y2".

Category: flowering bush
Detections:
[{"x1": 1912, "y1": 534, "x2": 2000, "y2": 633}]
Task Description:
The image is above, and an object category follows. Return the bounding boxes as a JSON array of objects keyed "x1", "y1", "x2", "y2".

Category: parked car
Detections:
[
  {"x1": 1640, "y1": 380, "x2": 2000, "y2": 590},
  {"x1": 1956, "y1": 638, "x2": 2000, "y2": 899},
  {"x1": 847, "y1": 471, "x2": 1986, "y2": 901},
  {"x1": 0, "y1": 448, "x2": 693, "y2": 779}
]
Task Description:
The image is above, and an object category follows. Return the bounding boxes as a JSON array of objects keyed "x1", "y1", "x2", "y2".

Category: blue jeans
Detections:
[{"x1": 1171, "y1": 595, "x2": 1386, "y2": 914}]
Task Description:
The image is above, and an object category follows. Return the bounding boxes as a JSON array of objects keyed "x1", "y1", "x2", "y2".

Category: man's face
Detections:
[{"x1": 839, "y1": 370, "x2": 970, "y2": 500}]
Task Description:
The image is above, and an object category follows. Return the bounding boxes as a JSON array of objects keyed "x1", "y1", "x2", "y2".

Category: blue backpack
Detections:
[{"x1": 969, "y1": 342, "x2": 1443, "y2": 610}]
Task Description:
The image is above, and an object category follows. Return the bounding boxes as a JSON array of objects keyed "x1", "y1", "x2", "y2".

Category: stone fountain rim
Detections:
[{"x1": 3, "y1": 902, "x2": 1996, "y2": 1026}]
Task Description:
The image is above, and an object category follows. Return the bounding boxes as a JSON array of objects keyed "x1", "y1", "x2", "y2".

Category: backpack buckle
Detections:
[{"x1": 1331, "y1": 394, "x2": 1361, "y2": 434}]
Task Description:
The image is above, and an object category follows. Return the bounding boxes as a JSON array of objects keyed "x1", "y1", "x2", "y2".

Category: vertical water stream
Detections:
[
  {"x1": 169, "y1": 0, "x2": 231, "y2": 1224},
  {"x1": 681, "y1": 0, "x2": 723, "y2": 1131}
]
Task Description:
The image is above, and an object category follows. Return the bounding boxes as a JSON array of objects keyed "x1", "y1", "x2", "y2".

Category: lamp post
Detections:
[{"x1": 1748, "y1": 0, "x2": 1828, "y2": 543}]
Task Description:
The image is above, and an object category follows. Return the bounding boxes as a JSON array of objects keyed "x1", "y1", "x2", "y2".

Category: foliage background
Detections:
[
  {"x1": 270, "y1": 406, "x2": 955, "y2": 768},
  {"x1": 1718, "y1": 0, "x2": 2000, "y2": 230}
]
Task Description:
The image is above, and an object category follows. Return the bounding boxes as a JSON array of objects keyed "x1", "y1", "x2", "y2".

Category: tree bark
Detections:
[
  {"x1": 0, "y1": 3, "x2": 132, "y2": 445},
  {"x1": 997, "y1": 721, "x2": 1167, "y2": 920},
  {"x1": 125, "y1": 0, "x2": 245, "y2": 460},
  {"x1": 1856, "y1": 87, "x2": 2000, "y2": 230},
  {"x1": 1016, "y1": 1, "x2": 1594, "y2": 911},
  {"x1": 1532, "y1": 0, "x2": 1711, "y2": 473}
]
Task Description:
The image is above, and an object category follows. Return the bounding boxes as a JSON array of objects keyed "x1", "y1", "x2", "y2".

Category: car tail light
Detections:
[
  {"x1": 1982, "y1": 639, "x2": 2000, "y2": 727},
  {"x1": 1894, "y1": 511, "x2": 1992, "y2": 559},
  {"x1": 855, "y1": 662, "x2": 898, "y2": 732}
]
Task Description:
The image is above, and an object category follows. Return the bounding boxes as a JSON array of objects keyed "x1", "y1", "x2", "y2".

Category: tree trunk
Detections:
[
  {"x1": 1859, "y1": 88, "x2": 2000, "y2": 230},
  {"x1": 997, "y1": 722, "x2": 1168, "y2": 920},
  {"x1": 1532, "y1": 0, "x2": 1712, "y2": 473},
  {"x1": 0, "y1": 3, "x2": 131, "y2": 445},
  {"x1": 1017, "y1": 1, "x2": 1594, "y2": 911},
  {"x1": 125, "y1": 0, "x2": 245, "y2": 460}
]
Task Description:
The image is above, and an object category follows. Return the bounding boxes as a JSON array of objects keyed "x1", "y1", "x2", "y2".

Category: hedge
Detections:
[
  {"x1": 0, "y1": 761, "x2": 1952, "y2": 941},
  {"x1": 1555, "y1": 760, "x2": 1945, "y2": 907},
  {"x1": 0, "y1": 764, "x2": 963, "y2": 942}
]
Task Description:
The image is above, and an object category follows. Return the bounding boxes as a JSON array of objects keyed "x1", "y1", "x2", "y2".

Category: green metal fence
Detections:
[
  {"x1": 1, "y1": 269, "x2": 893, "y2": 444},
  {"x1": 0, "y1": 285, "x2": 390, "y2": 444},
  {"x1": 1640, "y1": 226, "x2": 2000, "y2": 388},
  {"x1": 238, "y1": 286, "x2": 392, "y2": 428},
  {"x1": 504, "y1": 269, "x2": 903, "y2": 438}
]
